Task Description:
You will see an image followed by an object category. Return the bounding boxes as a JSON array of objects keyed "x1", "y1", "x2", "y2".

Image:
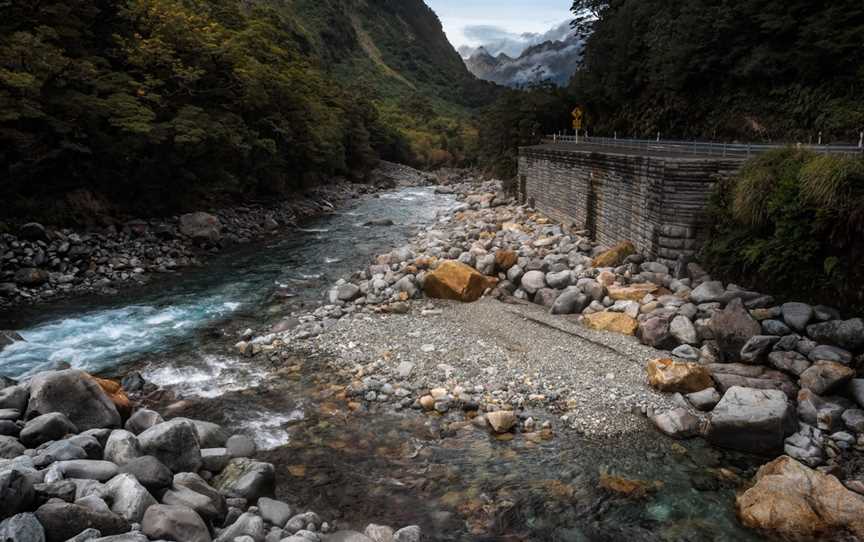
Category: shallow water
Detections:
[{"x1": 0, "y1": 187, "x2": 774, "y2": 540}]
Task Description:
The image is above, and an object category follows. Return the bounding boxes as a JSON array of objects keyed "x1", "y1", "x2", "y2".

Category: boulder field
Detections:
[{"x1": 0, "y1": 369, "x2": 421, "y2": 542}]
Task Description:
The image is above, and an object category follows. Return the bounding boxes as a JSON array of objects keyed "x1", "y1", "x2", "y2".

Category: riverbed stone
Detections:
[
  {"x1": 638, "y1": 316, "x2": 677, "y2": 349},
  {"x1": 0, "y1": 435, "x2": 25, "y2": 459},
  {"x1": 0, "y1": 385, "x2": 28, "y2": 412},
  {"x1": 583, "y1": 312, "x2": 638, "y2": 335},
  {"x1": 215, "y1": 511, "x2": 265, "y2": 542},
  {"x1": 100, "y1": 473, "x2": 156, "y2": 523},
  {"x1": 138, "y1": 419, "x2": 202, "y2": 473},
  {"x1": 739, "y1": 335, "x2": 779, "y2": 364},
  {"x1": 201, "y1": 448, "x2": 232, "y2": 472},
  {"x1": 486, "y1": 411, "x2": 517, "y2": 433},
  {"x1": 104, "y1": 430, "x2": 142, "y2": 467},
  {"x1": 807, "y1": 345, "x2": 853, "y2": 365},
  {"x1": 768, "y1": 351, "x2": 811, "y2": 377},
  {"x1": 799, "y1": 361, "x2": 855, "y2": 395},
  {"x1": 736, "y1": 455, "x2": 864, "y2": 539},
  {"x1": 550, "y1": 288, "x2": 588, "y2": 315},
  {"x1": 686, "y1": 388, "x2": 721, "y2": 412},
  {"x1": 646, "y1": 358, "x2": 712, "y2": 394},
  {"x1": 394, "y1": 526, "x2": 421, "y2": 542},
  {"x1": 26, "y1": 370, "x2": 120, "y2": 432},
  {"x1": 33, "y1": 440, "x2": 88, "y2": 468},
  {"x1": 47, "y1": 460, "x2": 119, "y2": 483},
  {"x1": 124, "y1": 410, "x2": 163, "y2": 435},
  {"x1": 0, "y1": 466, "x2": 35, "y2": 519},
  {"x1": 781, "y1": 303, "x2": 813, "y2": 332},
  {"x1": 850, "y1": 380, "x2": 864, "y2": 409},
  {"x1": 142, "y1": 504, "x2": 211, "y2": 542},
  {"x1": 706, "y1": 387, "x2": 796, "y2": 454},
  {"x1": 591, "y1": 241, "x2": 635, "y2": 268},
  {"x1": 179, "y1": 212, "x2": 222, "y2": 243},
  {"x1": 35, "y1": 502, "x2": 129, "y2": 542},
  {"x1": 119, "y1": 456, "x2": 172, "y2": 492},
  {"x1": 423, "y1": 261, "x2": 492, "y2": 303},
  {"x1": 20, "y1": 412, "x2": 78, "y2": 447},
  {"x1": 806, "y1": 319, "x2": 864, "y2": 352},
  {"x1": 213, "y1": 459, "x2": 275, "y2": 501},
  {"x1": 651, "y1": 408, "x2": 700, "y2": 439},
  {"x1": 258, "y1": 497, "x2": 292, "y2": 528},
  {"x1": 226, "y1": 435, "x2": 256, "y2": 459},
  {"x1": 841, "y1": 409, "x2": 864, "y2": 433},
  {"x1": 0, "y1": 512, "x2": 45, "y2": 542},
  {"x1": 710, "y1": 298, "x2": 761, "y2": 361},
  {"x1": 519, "y1": 270, "x2": 546, "y2": 295},
  {"x1": 797, "y1": 389, "x2": 850, "y2": 431}
]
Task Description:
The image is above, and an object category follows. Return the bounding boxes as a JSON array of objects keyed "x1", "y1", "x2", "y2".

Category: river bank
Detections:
[{"x1": 0, "y1": 162, "x2": 439, "y2": 311}]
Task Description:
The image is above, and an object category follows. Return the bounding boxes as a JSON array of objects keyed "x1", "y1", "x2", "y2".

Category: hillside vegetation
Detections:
[{"x1": 0, "y1": 0, "x2": 497, "y2": 221}]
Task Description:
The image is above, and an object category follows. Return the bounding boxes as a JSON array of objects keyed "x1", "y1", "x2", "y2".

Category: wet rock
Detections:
[
  {"x1": 646, "y1": 358, "x2": 712, "y2": 394},
  {"x1": 0, "y1": 435, "x2": 25, "y2": 459},
  {"x1": 47, "y1": 460, "x2": 119, "y2": 483},
  {"x1": 32, "y1": 440, "x2": 88, "y2": 468},
  {"x1": 583, "y1": 312, "x2": 638, "y2": 335},
  {"x1": 423, "y1": 261, "x2": 492, "y2": 303},
  {"x1": 119, "y1": 456, "x2": 172, "y2": 492},
  {"x1": 179, "y1": 212, "x2": 222, "y2": 243},
  {"x1": 141, "y1": 504, "x2": 211, "y2": 542},
  {"x1": 709, "y1": 298, "x2": 761, "y2": 361},
  {"x1": 781, "y1": 303, "x2": 813, "y2": 333},
  {"x1": 138, "y1": 419, "x2": 202, "y2": 473},
  {"x1": 762, "y1": 319, "x2": 792, "y2": 336},
  {"x1": 0, "y1": 512, "x2": 45, "y2": 542},
  {"x1": 26, "y1": 370, "x2": 120, "y2": 432},
  {"x1": 35, "y1": 502, "x2": 129, "y2": 542},
  {"x1": 799, "y1": 361, "x2": 855, "y2": 395},
  {"x1": 120, "y1": 373, "x2": 145, "y2": 393},
  {"x1": 486, "y1": 411, "x2": 517, "y2": 433},
  {"x1": 686, "y1": 388, "x2": 721, "y2": 412},
  {"x1": 591, "y1": 241, "x2": 635, "y2": 268},
  {"x1": 226, "y1": 435, "x2": 256, "y2": 459},
  {"x1": 806, "y1": 319, "x2": 864, "y2": 352},
  {"x1": 100, "y1": 473, "x2": 157, "y2": 523},
  {"x1": 736, "y1": 456, "x2": 864, "y2": 539},
  {"x1": 0, "y1": 385, "x2": 28, "y2": 412},
  {"x1": 329, "y1": 284, "x2": 360, "y2": 303},
  {"x1": 20, "y1": 413, "x2": 79, "y2": 448},
  {"x1": 706, "y1": 386, "x2": 796, "y2": 454},
  {"x1": 104, "y1": 430, "x2": 142, "y2": 467},
  {"x1": 124, "y1": 409, "x2": 163, "y2": 435},
  {"x1": 176, "y1": 418, "x2": 228, "y2": 449},
  {"x1": 651, "y1": 408, "x2": 700, "y2": 439},
  {"x1": 212, "y1": 459, "x2": 275, "y2": 501},
  {"x1": 768, "y1": 351, "x2": 811, "y2": 377}
]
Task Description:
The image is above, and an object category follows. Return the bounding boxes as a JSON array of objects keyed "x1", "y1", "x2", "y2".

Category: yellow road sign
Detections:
[{"x1": 572, "y1": 107, "x2": 583, "y2": 130}]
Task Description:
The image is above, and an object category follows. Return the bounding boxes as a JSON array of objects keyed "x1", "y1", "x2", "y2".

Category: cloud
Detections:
[{"x1": 459, "y1": 20, "x2": 574, "y2": 59}]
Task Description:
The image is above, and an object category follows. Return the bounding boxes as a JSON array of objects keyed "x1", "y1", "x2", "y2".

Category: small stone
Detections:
[
  {"x1": 486, "y1": 411, "x2": 517, "y2": 433},
  {"x1": 686, "y1": 388, "x2": 721, "y2": 412}
]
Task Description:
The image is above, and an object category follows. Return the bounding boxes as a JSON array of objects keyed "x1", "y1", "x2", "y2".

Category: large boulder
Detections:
[
  {"x1": 0, "y1": 513, "x2": 45, "y2": 542},
  {"x1": 591, "y1": 241, "x2": 636, "y2": 268},
  {"x1": 34, "y1": 502, "x2": 129, "y2": 542},
  {"x1": 799, "y1": 361, "x2": 855, "y2": 395},
  {"x1": 583, "y1": 312, "x2": 638, "y2": 336},
  {"x1": 423, "y1": 261, "x2": 493, "y2": 303},
  {"x1": 0, "y1": 385, "x2": 28, "y2": 412},
  {"x1": 637, "y1": 316, "x2": 677, "y2": 350},
  {"x1": 0, "y1": 467, "x2": 36, "y2": 519},
  {"x1": 20, "y1": 413, "x2": 78, "y2": 447},
  {"x1": 170, "y1": 472, "x2": 228, "y2": 524},
  {"x1": 781, "y1": 302, "x2": 813, "y2": 333},
  {"x1": 99, "y1": 473, "x2": 157, "y2": 523},
  {"x1": 212, "y1": 458, "x2": 274, "y2": 501},
  {"x1": 709, "y1": 364, "x2": 799, "y2": 399},
  {"x1": 26, "y1": 370, "x2": 120, "y2": 432},
  {"x1": 104, "y1": 430, "x2": 142, "y2": 466},
  {"x1": 120, "y1": 456, "x2": 173, "y2": 493},
  {"x1": 550, "y1": 288, "x2": 588, "y2": 315},
  {"x1": 0, "y1": 435, "x2": 26, "y2": 459},
  {"x1": 651, "y1": 408, "x2": 700, "y2": 439},
  {"x1": 519, "y1": 270, "x2": 546, "y2": 295},
  {"x1": 669, "y1": 315, "x2": 698, "y2": 345},
  {"x1": 179, "y1": 212, "x2": 222, "y2": 243},
  {"x1": 646, "y1": 358, "x2": 713, "y2": 394},
  {"x1": 709, "y1": 298, "x2": 761, "y2": 361},
  {"x1": 806, "y1": 318, "x2": 864, "y2": 352},
  {"x1": 19, "y1": 223, "x2": 48, "y2": 241},
  {"x1": 736, "y1": 455, "x2": 864, "y2": 539},
  {"x1": 137, "y1": 419, "x2": 201, "y2": 473},
  {"x1": 141, "y1": 504, "x2": 211, "y2": 542},
  {"x1": 706, "y1": 387, "x2": 796, "y2": 454}
]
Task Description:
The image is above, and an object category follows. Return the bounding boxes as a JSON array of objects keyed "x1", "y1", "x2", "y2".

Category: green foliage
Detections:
[
  {"x1": 703, "y1": 149, "x2": 864, "y2": 313},
  {"x1": 570, "y1": 0, "x2": 864, "y2": 141},
  {"x1": 476, "y1": 84, "x2": 574, "y2": 183}
]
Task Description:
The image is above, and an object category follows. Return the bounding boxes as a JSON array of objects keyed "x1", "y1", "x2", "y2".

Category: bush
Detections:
[{"x1": 702, "y1": 148, "x2": 864, "y2": 313}]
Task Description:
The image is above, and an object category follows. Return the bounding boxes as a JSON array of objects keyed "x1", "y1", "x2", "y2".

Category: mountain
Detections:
[
  {"x1": 0, "y1": 0, "x2": 497, "y2": 221},
  {"x1": 461, "y1": 23, "x2": 583, "y2": 88}
]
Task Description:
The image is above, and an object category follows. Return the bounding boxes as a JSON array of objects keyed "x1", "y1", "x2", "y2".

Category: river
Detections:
[{"x1": 0, "y1": 187, "x2": 769, "y2": 541}]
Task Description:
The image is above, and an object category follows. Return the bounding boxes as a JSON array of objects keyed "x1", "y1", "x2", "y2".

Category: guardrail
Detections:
[{"x1": 544, "y1": 135, "x2": 864, "y2": 157}]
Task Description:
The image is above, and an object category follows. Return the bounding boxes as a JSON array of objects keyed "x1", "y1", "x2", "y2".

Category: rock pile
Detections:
[{"x1": 0, "y1": 369, "x2": 420, "y2": 542}]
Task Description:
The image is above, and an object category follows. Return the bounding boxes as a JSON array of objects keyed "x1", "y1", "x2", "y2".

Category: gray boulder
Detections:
[
  {"x1": 215, "y1": 511, "x2": 265, "y2": 542},
  {"x1": 212, "y1": 459, "x2": 274, "y2": 501},
  {"x1": 689, "y1": 281, "x2": 724, "y2": 304},
  {"x1": 162, "y1": 484, "x2": 225, "y2": 525},
  {"x1": 0, "y1": 467, "x2": 35, "y2": 519},
  {"x1": 519, "y1": 271, "x2": 546, "y2": 295},
  {"x1": 686, "y1": 388, "x2": 721, "y2": 412},
  {"x1": 179, "y1": 212, "x2": 222, "y2": 243},
  {"x1": 47, "y1": 460, "x2": 119, "y2": 483},
  {"x1": 65, "y1": 528, "x2": 101, "y2": 542},
  {"x1": 99, "y1": 473, "x2": 156, "y2": 523},
  {"x1": 258, "y1": 497, "x2": 292, "y2": 527},
  {"x1": 739, "y1": 335, "x2": 779, "y2": 364},
  {"x1": 141, "y1": 504, "x2": 211, "y2": 542},
  {"x1": 394, "y1": 526, "x2": 422, "y2": 542},
  {"x1": 842, "y1": 409, "x2": 864, "y2": 433},
  {"x1": 0, "y1": 385, "x2": 29, "y2": 413},
  {"x1": 545, "y1": 270, "x2": 571, "y2": 289},
  {"x1": 34, "y1": 502, "x2": 129, "y2": 542},
  {"x1": 651, "y1": 408, "x2": 700, "y2": 439},
  {"x1": 807, "y1": 345, "x2": 853, "y2": 365},
  {"x1": 104, "y1": 430, "x2": 142, "y2": 466},
  {"x1": 799, "y1": 361, "x2": 855, "y2": 395},
  {"x1": 33, "y1": 480, "x2": 76, "y2": 504},
  {"x1": 174, "y1": 418, "x2": 229, "y2": 448},
  {"x1": 0, "y1": 512, "x2": 45, "y2": 542},
  {"x1": 709, "y1": 298, "x2": 761, "y2": 361},
  {"x1": 670, "y1": 315, "x2": 698, "y2": 345},
  {"x1": 20, "y1": 413, "x2": 78, "y2": 447},
  {"x1": 138, "y1": 419, "x2": 201, "y2": 473},
  {"x1": 706, "y1": 386, "x2": 796, "y2": 454},
  {"x1": 201, "y1": 448, "x2": 231, "y2": 472},
  {"x1": 26, "y1": 370, "x2": 120, "y2": 432},
  {"x1": 806, "y1": 318, "x2": 864, "y2": 351},
  {"x1": 797, "y1": 389, "x2": 851, "y2": 431},
  {"x1": 226, "y1": 435, "x2": 256, "y2": 458},
  {"x1": 784, "y1": 424, "x2": 824, "y2": 467},
  {"x1": 0, "y1": 435, "x2": 25, "y2": 459},
  {"x1": 124, "y1": 410, "x2": 163, "y2": 435},
  {"x1": 550, "y1": 288, "x2": 588, "y2": 315},
  {"x1": 120, "y1": 456, "x2": 172, "y2": 492},
  {"x1": 781, "y1": 302, "x2": 813, "y2": 333},
  {"x1": 32, "y1": 440, "x2": 88, "y2": 468},
  {"x1": 767, "y1": 351, "x2": 811, "y2": 377},
  {"x1": 173, "y1": 472, "x2": 228, "y2": 524},
  {"x1": 850, "y1": 379, "x2": 864, "y2": 409}
]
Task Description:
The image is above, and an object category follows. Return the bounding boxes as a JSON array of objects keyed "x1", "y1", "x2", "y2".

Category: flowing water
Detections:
[{"x1": 0, "y1": 187, "x2": 771, "y2": 541}]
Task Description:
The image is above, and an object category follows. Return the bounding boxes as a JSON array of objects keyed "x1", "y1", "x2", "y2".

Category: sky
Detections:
[{"x1": 425, "y1": 0, "x2": 574, "y2": 54}]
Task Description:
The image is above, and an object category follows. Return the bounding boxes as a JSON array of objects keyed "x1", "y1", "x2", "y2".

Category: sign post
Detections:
[{"x1": 571, "y1": 107, "x2": 583, "y2": 144}]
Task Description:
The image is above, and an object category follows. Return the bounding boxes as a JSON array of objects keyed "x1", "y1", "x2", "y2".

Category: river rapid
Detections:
[{"x1": 0, "y1": 187, "x2": 771, "y2": 541}]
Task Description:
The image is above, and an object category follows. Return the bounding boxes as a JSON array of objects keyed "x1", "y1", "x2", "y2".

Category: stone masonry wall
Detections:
[{"x1": 517, "y1": 146, "x2": 743, "y2": 266}]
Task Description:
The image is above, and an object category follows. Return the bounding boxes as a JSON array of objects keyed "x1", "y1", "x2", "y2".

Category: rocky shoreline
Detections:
[
  {"x1": 0, "y1": 162, "x2": 438, "y2": 311},
  {"x1": 238, "y1": 176, "x2": 864, "y2": 539},
  {"x1": 0, "y1": 368, "x2": 422, "y2": 542}
]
